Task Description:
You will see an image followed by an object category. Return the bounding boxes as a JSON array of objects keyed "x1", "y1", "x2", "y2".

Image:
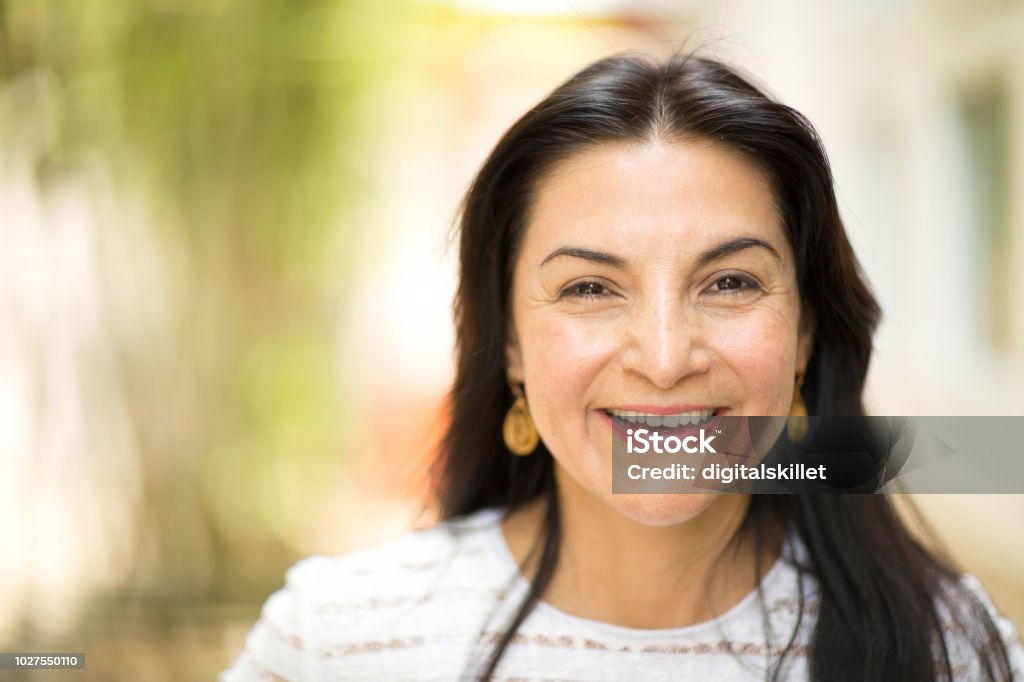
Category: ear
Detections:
[
  {"x1": 505, "y1": 326, "x2": 524, "y2": 385},
  {"x1": 796, "y1": 309, "x2": 816, "y2": 376}
]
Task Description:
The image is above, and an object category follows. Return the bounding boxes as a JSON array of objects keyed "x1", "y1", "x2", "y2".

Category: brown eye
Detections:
[
  {"x1": 717, "y1": 276, "x2": 744, "y2": 291},
  {"x1": 561, "y1": 281, "x2": 609, "y2": 299},
  {"x1": 708, "y1": 274, "x2": 760, "y2": 295}
]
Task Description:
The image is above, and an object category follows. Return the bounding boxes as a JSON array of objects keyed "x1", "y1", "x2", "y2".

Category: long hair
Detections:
[{"x1": 433, "y1": 52, "x2": 1013, "y2": 681}]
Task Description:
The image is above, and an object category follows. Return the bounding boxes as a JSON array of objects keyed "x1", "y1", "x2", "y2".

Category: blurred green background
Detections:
[{"x1": 2, "y1": 1, "x2": 1023, "y2": 679}]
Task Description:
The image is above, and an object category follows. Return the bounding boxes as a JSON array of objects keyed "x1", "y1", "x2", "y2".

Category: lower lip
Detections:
[{"x1": 598, "y1": 409, "x2": 727, "y2": 441}]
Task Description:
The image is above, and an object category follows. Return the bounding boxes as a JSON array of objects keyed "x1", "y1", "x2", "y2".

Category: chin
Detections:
[{"x1": 606, "y1": 492, "x2": 719, "y2": 527}]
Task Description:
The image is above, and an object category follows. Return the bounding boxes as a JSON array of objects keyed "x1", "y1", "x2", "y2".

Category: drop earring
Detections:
[
  {"x1": 787, "y1": 373, "x2": 808, "y2": 445},
  {"x1": 503, "y1": 383, "x2": 539, "y2": 456}
]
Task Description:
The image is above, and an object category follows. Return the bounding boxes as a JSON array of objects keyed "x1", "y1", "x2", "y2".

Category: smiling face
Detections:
[{"x1": 505, "y1": 140, "x2": 814, "y2": 526}]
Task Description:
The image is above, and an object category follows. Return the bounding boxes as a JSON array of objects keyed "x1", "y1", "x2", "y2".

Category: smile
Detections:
[{"x1": 603, "y1": 408, "x2": 720, "y2": 428}]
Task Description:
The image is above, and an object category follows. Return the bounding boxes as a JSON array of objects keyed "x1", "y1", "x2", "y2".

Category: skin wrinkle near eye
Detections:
[
  {"x1": 557, "y1": 274, "x2": 763, "y2": 303},
  {"x1": 539, "y1": 250, "x2": 789, "y2": 312}
]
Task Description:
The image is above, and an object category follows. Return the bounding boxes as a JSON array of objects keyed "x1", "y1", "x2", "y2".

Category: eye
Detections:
[
  {"x1": 559, "y1": 281, "x2": 610, "y2": 300},
  {"x1": 706, "y1": 274, "x2": 761, "y2": 295}
]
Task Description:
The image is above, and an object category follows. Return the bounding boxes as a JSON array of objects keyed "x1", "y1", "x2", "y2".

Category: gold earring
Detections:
[
  {"x1": 503, "y1": 383, "x2": 539, "y2": 456},
  {"x1": 787, "y1": 373, "x2": 808, "y2": 445}
]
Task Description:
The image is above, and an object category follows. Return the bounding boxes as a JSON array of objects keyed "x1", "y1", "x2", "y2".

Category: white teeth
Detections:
[{"x1": 606, "y1": 408, "x2": 717, "y2": 427}]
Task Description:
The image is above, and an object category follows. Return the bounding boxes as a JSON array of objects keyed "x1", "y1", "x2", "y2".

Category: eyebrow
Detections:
[
  {"x1": 539, "y1": 247, "x2": 625, "y2": 268},
  {"x1": 539, "y1": 237, "x2": 782, "y2": 269},
  {"x1": 695, "y1": 237, "x2": 781, "y2": 266}
]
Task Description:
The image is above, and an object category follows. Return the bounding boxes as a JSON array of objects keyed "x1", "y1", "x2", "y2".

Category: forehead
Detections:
[{"x1": 522, "y1": 140, "x2": 789, "y2": 263}]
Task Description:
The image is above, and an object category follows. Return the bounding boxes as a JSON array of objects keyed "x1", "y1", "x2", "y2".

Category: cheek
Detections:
[
  {"x1": 519, "y1": 314, "x2": 618, "y2": 439},
  {"x1": 521, "y1": 313, "x2": 619, "y2": 384},
  {"x1": 707, "y1": 311, "x2": 799, "y2": 408}
]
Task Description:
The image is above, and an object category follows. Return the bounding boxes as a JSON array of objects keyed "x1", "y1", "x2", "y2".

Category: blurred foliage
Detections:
[{"x1": 1, "y1": 0, "x2": 417, "y2": 654}]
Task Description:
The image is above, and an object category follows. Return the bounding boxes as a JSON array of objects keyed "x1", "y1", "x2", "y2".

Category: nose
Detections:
[{"x1": 620, "y1": 294, "x2": 711, "y2": 389}]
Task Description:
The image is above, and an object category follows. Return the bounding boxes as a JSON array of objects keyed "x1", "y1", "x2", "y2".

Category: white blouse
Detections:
[{"x1": 221, "y1": 507, "x2": 1023, "y2": 681}]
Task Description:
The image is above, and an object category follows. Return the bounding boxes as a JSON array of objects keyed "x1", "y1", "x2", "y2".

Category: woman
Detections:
[{"x1": 223, "y1": 53, "x2": 1024, "y2": 681}]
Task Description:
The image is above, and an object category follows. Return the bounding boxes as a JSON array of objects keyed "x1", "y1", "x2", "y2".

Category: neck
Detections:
[{"x1": 501, "y1": 473, "x2": 780, "y2": 630}]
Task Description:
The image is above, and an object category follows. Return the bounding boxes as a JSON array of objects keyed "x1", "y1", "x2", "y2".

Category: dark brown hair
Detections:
[{"x1": 433, "y1": 52, "x2": 1013, "y2": 681}]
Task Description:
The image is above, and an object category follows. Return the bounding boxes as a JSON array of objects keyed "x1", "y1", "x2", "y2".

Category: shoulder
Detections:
[
  {"x1": 762, "y1": 540, "x2": 1023, "y2": 680},
  {"x1": 938, "y1": 573, "x2": 1024, "y2": 679},
  {"x1": 283, "y1": 507, "x2": 505, "y2": 601},
  {"x1": 220, "y1": 507, "x2": 511, "y2": 682}
]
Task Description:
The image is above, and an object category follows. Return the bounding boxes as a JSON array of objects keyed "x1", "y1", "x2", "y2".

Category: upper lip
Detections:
[{"x1": 602, "y1": 404, "x2": 722, "y2": 415}]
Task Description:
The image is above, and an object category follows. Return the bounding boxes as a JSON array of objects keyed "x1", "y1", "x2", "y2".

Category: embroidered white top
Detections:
[{"x1": 221, "y1": 507, "x2": 1024, "y2": 681}]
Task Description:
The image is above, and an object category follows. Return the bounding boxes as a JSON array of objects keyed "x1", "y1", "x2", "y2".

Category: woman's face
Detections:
[{"x1": 506, "y1": 140, "x2": 813, "y2": 526}]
